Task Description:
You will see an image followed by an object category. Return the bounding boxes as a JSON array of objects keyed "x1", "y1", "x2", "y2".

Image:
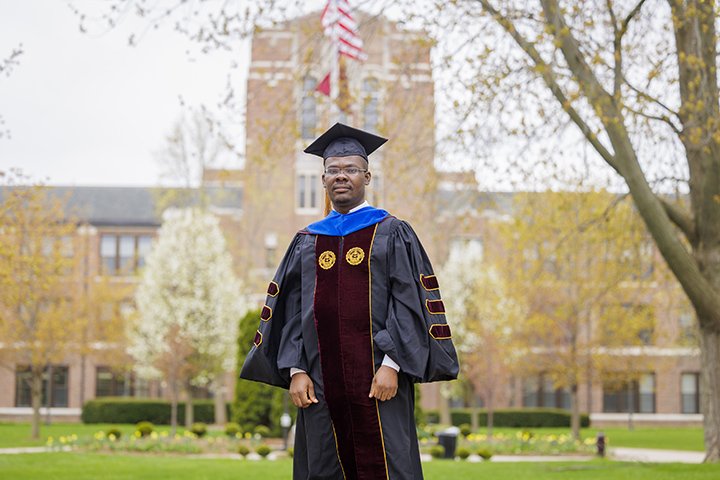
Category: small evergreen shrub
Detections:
[
  {"x1": 287, "y1": 447, "x2": 294, "y2": 458},
  {"x1": 477, "y1": 448, "x2": 493, "y2": 460},
  {"x1": 253, "y1": 425, "x2": 271, "y2": 438},
  {"x1": 225, "y1": 422, "x2": 241, "y2": 437},
  {"x1": 238, "y1": 444, "x2": 250, "y2": 457},
  {"x1": 429, "y1": 445, "x2": 445, "y2": 459},
  {"x1": 106, "y1": 427, "x2": 122, "y2": 440},
  {"x1": 136, "y1": 421, "x2": 154, "y2": 437},
  {"x1": 256, "y1": 444, "x2": 272, "y2": 458},
  {"x1": 191, "y1": 422, "x2": 208, "y2": 437},
  {"x1": 456, "y1": 447, "x2": 471, "y2": 460},
  {"x1": 459, "y1": 423, "x2": 472, "y2": 437}
]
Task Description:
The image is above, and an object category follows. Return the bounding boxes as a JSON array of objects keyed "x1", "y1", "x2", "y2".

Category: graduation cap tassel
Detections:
[{"x1": 324, "y1": 190, "x2": 332, "y2": 216}]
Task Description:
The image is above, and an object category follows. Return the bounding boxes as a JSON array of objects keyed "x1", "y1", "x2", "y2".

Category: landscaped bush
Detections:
[
  {"x1": 423, "y1": 408, "x2": 590, "y2": 428},
  {"x1": 255, "y1": 444, "x2": 272, "y2": 458},
  {"x1": 81, "y1": 397, "x2": 231, "y2": 424},
  {"x1": 238, "y1": 444, "x2": 250, "y2": 457},
  {"x1": 456, "y1": 447, "x2": 471, "y2": 460},
  {"x1": 106, "y1": 427, "x2": 122, "y2": 440},
  {"x1": 190, "y1": 422, "x2": 207, "y2": 438},
  {"x1": 136, "y1": 421, "x2": 154, "y2": 437},
  {"x1": 253, "y1": 425, "x2": 271, "y2": 438},
  {"x1": 429, "y1": 445, "x2": 445, "y2": 459},
  {"x1": 477, "y1": 448, "x2": 493, "y2": 460},
  {"x1": 459, "y1": 423, "x2": 472, "y2": 437},
  {"x1": 225, "y1": 422, "x2": 241, "y2": 437}
]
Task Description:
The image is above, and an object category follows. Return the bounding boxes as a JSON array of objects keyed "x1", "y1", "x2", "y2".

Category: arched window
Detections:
[
  {"x1": 362, "y1": 78, "x2": 380, "y2": 132},
  {"x1": 301, "y1": 76, "x2": 317, "y2": 139}
]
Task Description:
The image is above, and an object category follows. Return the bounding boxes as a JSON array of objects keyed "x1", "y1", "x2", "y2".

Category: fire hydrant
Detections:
[{"x1": 596, "y1": 431, "x2": 606, "y2": 457}]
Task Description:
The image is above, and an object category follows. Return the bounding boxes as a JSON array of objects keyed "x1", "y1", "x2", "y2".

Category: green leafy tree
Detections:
[{"x1": 233, "y1": 309, "x2": 293, "y2": 435}]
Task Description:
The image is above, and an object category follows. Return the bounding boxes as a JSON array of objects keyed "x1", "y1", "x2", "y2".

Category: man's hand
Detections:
[
  {"x1": 289, "y1": 372, "x2": 319, "y2": 408},
  {"x1": 368, "y1": 366, "x2": 398, "y2": 401}
]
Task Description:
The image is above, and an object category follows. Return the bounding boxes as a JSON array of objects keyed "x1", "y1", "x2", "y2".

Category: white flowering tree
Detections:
[
  {"x1": 130, "y1": 209, "x2": 245, "y2": 432},
  {"x1": 440, "y1": 241, "x2": 522, "y2": 436}
]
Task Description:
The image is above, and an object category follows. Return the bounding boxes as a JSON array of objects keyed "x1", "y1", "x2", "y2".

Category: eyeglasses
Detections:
[{"x1": 323, "y1": 167, "x2": 368, "y2": 177}]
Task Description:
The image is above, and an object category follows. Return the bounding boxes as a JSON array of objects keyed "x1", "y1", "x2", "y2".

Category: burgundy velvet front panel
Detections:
[{"x1": 314, "y1": 226, "x2": 387, "y2": 480}]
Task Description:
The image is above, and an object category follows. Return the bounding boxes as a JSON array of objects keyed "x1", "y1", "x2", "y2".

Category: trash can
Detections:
[{"x1": 436, "y1": 426, "x2": 460, "y2": 459}]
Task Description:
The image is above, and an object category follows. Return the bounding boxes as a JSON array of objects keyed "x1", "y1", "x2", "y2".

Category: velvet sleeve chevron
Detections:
[
  {"x1": 239, "y1": 233, "x2": 304, "y2": 389},
  {"x1": 374, "y1": 220, "x2": 459, "y2": 383}
]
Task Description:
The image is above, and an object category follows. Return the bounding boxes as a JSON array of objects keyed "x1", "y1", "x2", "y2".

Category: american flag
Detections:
[{"x1": 321, "y1": 0, "x2": 368, "y2": 61}]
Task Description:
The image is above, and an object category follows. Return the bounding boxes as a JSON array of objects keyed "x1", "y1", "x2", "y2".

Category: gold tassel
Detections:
[{"x1": 324, "y1": 190, "x2": 332, "y2": 216}]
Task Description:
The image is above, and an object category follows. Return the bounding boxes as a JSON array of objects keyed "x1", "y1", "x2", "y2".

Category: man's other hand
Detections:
[
  {"x1": 289, "y1": 372, "x2": 319, "y2": 408},
  {"x1": 369, "y1": 366, "x2": 398, "y2": 401}
]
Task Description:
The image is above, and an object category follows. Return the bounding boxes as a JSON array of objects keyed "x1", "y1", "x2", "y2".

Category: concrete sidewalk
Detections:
[
  {"x1": 0, "y1": 446, "x2": 71, "y2": 455},
  {"x1": 609, "y1": 447, "x2": 705, "y2": 464}
]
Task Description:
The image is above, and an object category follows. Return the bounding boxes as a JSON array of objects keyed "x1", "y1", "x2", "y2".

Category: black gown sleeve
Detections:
[
  {"x1": 239, "y1": 233, "x2": 305, "y2": 389},
  {"x1": 373, "y1": 220, "x2": 459, "y2": 383}
]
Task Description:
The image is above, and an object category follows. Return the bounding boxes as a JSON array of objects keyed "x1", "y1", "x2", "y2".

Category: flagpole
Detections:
[{"x1": 330, "y1": 0, "x2": 340, "y2": 123}]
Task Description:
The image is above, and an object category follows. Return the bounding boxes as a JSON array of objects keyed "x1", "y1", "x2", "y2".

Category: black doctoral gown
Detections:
[{"x1": 240, "y1": 216, "x2": 459, "y2": 480}]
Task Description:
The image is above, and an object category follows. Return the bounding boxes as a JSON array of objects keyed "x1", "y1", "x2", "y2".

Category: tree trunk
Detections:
[
  {"x1": 439, "y1": 387, "x2": 451, "y2": 425},
  {"x1": 185, "y1": 388, "x2": 194, "y2": 428},
  {"x1": 170, "y1": 380, "x2": 179, "y2": 436},
  {"x1": 570, "y1": 383, "x2": 580, "y2": 441},
  {"x1": 487, "y1": 390, "x2": 494, "y2": 441},
  {"x1": 212, "y1": 381, "x2": 227, "y2": 425},
  {"x1": 31, "y1": 368, "x2": 42, "y2": 440},
  {"x1": 701, "y1": 328, "x2": 720, "y2": 462},
  {"x1": 45, "y1": 364, "x2": 53, "y2": 426},
  {"x1": 80, "y1": 353, "x2": 86, "y2": 408}
]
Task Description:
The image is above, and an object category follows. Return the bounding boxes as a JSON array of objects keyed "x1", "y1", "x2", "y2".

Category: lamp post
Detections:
[{"x1": 281, "y1": 394, "x2": 292, "y2": 450}]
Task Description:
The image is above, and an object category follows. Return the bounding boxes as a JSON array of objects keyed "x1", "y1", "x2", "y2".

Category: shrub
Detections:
[
  {"x1": 81, "y1": 397, "x2": 231, "y2": 424},
  {"x1": 237, "y1": 444, "x2": 250, "y2": 457},
  {"x1": 456, "y1": 447, "x2": 471, "y2": 460},
  {"x1": 459, "y1": 423, "x2": 472, "y2": 437},
  {"x1": 429, "y1": 445, "x2": 445, "y2": 459},
  {"x1": 253, "y1": 425, "x2": 271, "y2": 438},
  {"x1": 287, "y1": 447, "x2": 294, "y2": 458},
  {"x1": 191, "y1": 422, "x2": 208, "y2": 438},
  {"x1": 255, "y1": 444, "x2": 272, "y2": 458},
  {"x1": 424, "y1": 408, "x2": 590, "y2": 428},
  {"x1": 106, "y1": 427, "x2": 122, "y2": 440},
  {"x1": 477, "y1": 448, "x2": 493, "y2": 460},
  {"x1": 136, "y1": 421, "x2": 154, "y2": 437},
  {"x1": 225, "y1": 422, "x2": 241, "y2": 437}
]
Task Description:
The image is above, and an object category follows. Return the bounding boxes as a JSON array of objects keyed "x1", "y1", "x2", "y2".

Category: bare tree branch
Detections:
[{"x1": 476, "y1": 0, "x2": 621, "y2": 173}]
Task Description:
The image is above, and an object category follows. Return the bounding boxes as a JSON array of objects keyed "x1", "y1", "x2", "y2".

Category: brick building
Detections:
[{"x1": 0, "y1": 10, "x2": 703, "y2": 426}]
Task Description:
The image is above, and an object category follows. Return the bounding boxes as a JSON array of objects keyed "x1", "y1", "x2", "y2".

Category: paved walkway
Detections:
[
  {"x1": 609, "y1": 447, "x2": 705, "y2": 464},
  {"x1": 0, "y1": 446, "x2": 706, "y2": 464}
]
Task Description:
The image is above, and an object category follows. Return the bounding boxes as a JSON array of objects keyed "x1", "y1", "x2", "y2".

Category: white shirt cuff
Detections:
[
  {"x1": 381, "y1": 355, "x2": 400, "y2": 372},
  {"x1": 290, "y1": 368, "x2": 306, "y2": 377}
]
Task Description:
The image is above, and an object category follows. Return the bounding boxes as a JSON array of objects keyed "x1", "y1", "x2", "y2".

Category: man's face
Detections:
[{"x1": 322, "y1": 155, "x2": 371, "y2": 213}]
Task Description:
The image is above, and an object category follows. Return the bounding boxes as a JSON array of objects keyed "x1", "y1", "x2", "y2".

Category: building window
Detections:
[
  {"x1": 96, "y1": 367, "x2": 134, "y2": 397},
  {"x1": 522, "y1": 374, "x2": 570, "y2": 409},
  {"x1": 15, "y1": 365, "x2": 69, "y2": 408},
  {"x1": 603, "y1": 373, "x2": 656, "y2": 413},
  {"x1": 362, "y1": 78, "x2": 380, "y2": 132},
  {"x1": 100, "y1": 233, "x2": 153, "y2": 276},
  {"x1": 679, "y1": 312, "x2": 698, "y2": 345},
  {"x1": 296, "y1": 173, "x2": 320, "y2": 212},
  {"x1": 681, "y1": 372, "x2": 700, "y2": 414},
  {"x1": 301, "y1": 75, "x2": 317, "y2": 139}
]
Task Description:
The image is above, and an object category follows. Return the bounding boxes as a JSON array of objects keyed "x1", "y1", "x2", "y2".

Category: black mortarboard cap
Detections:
[{"x1": 303, "y1": 123, "x2": 387, "y2": 161}]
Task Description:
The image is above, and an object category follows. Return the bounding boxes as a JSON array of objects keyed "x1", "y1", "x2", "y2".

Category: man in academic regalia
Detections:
[{"x1": 240, "y1": 123, "x2": 459, "y2": 480}]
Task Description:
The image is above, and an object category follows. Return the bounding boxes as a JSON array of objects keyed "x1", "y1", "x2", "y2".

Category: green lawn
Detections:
[
  {"x1": 1, "y1": 454, "x2": 719, "y2": 480},
  {"x1": 0, "y1": 423, "x2": 705, "y2": 451}
]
